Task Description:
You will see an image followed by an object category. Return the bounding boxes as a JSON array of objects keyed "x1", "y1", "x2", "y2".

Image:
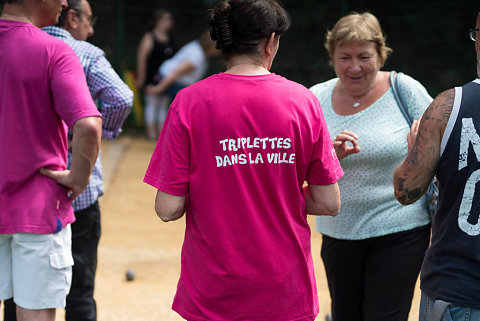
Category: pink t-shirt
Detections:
[
  {"x1": 0, "y1": 20, "x2": 101, "y2": 234},
  {"x1": 144, "y1": 73, "x2": 343, "y2": 321}
]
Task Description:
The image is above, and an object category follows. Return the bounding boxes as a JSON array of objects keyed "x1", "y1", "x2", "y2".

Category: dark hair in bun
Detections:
[{"x1": 210, "y1": 0, "x2": 290, "y2": 58}]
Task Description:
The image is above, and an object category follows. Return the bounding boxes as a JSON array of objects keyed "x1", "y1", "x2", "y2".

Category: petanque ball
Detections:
[{"x1": 126, "y1": 269, "x2": 136, "y2": 281}]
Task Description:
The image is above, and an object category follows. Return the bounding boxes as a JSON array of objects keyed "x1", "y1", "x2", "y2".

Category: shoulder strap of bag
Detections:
[{"x1": 390, "y1": 71, "x2": 412, "y2": 126}]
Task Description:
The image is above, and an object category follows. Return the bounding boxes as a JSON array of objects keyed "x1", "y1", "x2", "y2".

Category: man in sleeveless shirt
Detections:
[{"x1": 393, "y1": 11, "x2": 480, "y2": 321}]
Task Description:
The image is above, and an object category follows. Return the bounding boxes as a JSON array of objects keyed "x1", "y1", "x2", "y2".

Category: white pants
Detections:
[{"x1": 144, "y1": 93, "x2": 170, "y2": 125}]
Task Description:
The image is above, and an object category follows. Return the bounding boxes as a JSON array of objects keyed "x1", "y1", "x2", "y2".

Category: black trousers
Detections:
[
  {"x1": 321, "y1": 225, "x2": 430, "y2": 321},
  {"x1": 66, "y1": 201, "x2": 101, "y2": 321},
  {"x1": 3, "y1": 299, "x2": 16, "y2": 321},
  {"x1": 3, "y1": 202, "x2": 101, "y2": 321}
]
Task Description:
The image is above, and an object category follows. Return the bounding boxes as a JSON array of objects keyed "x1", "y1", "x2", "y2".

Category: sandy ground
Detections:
[{"x1": 2, "y1": 134, "x2": 421, "y2": 321}]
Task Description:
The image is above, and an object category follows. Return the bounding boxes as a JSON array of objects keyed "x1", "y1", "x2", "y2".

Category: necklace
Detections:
[
  {"x1": 1, "y1": 13, "x2": 32, "y2": 23},
  {"x1": 347, "y1": 84, "x2": 375, "y2": 108}
]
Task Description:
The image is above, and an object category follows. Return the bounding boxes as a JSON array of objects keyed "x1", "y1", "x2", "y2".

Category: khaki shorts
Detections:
[{"x1": 0, "y1": 226, "x2": 73, "y2": 309}]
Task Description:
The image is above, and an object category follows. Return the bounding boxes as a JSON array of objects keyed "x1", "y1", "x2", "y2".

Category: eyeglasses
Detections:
[
  {"x1": 89, "y1": 16, "x2": 98, "y2": 27},
  {"x1": 73, "y1": 9, "x2": 98, "y2": 27},
  {"x1": 468, "y1": 28, "x2": 480, "y2": 42}
]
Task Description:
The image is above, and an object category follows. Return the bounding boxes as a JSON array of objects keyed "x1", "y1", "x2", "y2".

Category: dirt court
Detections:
[{"x1": 2, "y1": 134, "x2": 422, "y2": 321}]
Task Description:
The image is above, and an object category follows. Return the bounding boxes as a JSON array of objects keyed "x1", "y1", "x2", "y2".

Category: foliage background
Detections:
[
  {"x1": 82, "y1": 0, "x2": 478, "y2": 98},
  {"x1": 2, "y1": 0, "x2": 478, "y2": 96}
]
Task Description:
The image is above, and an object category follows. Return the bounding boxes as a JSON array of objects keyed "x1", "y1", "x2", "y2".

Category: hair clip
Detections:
[
  {"x1": 215, "y1": 15, "x2": 233, "y2": 49},
  {"x1": 210, "y1": 15, "x2": 233, "y2": 49}
]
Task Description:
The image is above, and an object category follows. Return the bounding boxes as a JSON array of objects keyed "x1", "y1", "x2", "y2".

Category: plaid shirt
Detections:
[{"x1": 43, "y1": 26, "x2": 133, "y2": 211}]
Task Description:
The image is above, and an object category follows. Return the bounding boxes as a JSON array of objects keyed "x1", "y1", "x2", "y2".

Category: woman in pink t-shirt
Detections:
[{"x1": 144, "y1": 0, "x2": 343, "y2": 320}]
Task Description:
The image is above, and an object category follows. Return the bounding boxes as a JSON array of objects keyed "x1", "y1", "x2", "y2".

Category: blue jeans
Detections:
[{"x1": 420, "y1": 293, "x2": 480, "y2": 321}]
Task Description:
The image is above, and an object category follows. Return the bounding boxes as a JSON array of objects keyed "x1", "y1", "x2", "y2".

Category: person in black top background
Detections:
[{"x1": 136, "y1": 9, "x2": 176, "y2": 140}]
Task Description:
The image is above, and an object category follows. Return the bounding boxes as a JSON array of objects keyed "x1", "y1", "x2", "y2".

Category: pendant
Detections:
[{"x1": 352, "y1": 102, "x2": 360, "y2": 108}]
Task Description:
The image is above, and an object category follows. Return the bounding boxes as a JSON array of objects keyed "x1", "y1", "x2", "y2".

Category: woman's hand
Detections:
[
  {"x1": 407, "y1": 119, "x2": 420, "y2": 151},
  {"x1": 145, "y1": 83, "x2": 166, "y2": 95},
  {"x1": 332, "y1": 130, "x2": 361, "y2": 160}
]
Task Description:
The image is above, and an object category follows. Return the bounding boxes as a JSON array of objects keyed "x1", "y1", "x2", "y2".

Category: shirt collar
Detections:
[{"x1": 41, "y1": 26, "x2": 75, "y2": 41}]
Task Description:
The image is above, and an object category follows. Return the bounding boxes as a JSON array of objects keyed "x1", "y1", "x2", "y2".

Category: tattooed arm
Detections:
[{"x1": 393, "y1": 89, "x2": 455, "y2": 205}]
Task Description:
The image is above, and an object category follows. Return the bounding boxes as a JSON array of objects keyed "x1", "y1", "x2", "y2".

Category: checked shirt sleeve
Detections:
[{"x1": 86, "y1": 52, "x2": 133, "y2": 140}]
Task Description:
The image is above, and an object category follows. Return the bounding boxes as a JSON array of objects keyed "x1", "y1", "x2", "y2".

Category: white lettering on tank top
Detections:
[
  {"x1": 459, "y1": 118, "x2": 480, "y2": 170},
  {"x1": 458, "y1": 118, "x2": 480, "y2": 236}
]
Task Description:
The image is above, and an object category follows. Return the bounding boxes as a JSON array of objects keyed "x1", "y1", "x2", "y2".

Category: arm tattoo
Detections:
[
  {"x1": 423, "y1": 89, "x2": 455, "y2": 123},
  {"x1": 395, "y1": 177, "x2": 423, "y2": 204},
  {"x1": 441, "y1": 90, "x2": 455, "y2": 122},
  {"x1": 395, "y1": 89, "x2": 454, "y2": 205},
  {"x1": 398, "y1": 189, "x2": 423, "y2": 204},
  {"x1": 407, "y1": 150, "x2": 418, "y2": 166}
]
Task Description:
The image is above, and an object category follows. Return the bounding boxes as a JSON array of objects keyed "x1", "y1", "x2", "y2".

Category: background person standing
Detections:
[
  {"x1": 136, "y1": 9, "x2": 176, "y2": 140},
  {"x1": 144, "y1": 30, "x2": 218, "y2": 99},
  {"x1": 40, "y1": 1, "x2": 132, "y2": 320}
]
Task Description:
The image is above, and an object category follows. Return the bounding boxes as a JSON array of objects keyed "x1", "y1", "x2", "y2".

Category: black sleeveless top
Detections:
[
  {"x1": 421, "y1": 80, "x2": 480, "y2": 307},
  {"x1": 146, "y1": 34, "x2": 176, "y2": 85}
]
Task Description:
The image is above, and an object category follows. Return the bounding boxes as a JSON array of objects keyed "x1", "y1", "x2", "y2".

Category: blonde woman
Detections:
[{"x1": 310, "y1": 12, "x2": 432, "y2": 321}]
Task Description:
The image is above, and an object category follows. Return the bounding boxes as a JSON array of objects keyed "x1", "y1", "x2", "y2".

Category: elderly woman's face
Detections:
[{"x1": 333, "y1": 40, "x2": 381, "y2": 95}]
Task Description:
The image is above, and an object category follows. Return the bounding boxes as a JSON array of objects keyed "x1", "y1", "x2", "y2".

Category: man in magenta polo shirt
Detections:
[{"x1": 0, "y1": 0, "x2": 102, "y2": 320}]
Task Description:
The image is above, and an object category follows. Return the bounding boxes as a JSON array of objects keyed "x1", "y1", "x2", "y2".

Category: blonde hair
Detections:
[{"x1": 325, "y1": 12, "x2": 392, "y2": 66}]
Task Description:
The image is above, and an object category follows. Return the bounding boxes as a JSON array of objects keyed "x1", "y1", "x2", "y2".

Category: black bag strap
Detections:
[{"x1": 390, "y1": 71, "x2": 412, "y2": 126}]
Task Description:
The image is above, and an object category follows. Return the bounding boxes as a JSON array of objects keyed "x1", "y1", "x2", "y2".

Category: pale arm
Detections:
[
  {"x1": 145, "y1": 61, "x2": 195, "y2": 95},
  {"x1": 155, "y1": 190, "x2": 186, "y2": 222},
  {"x1": 303, "y1": 182, "x2": 341, "y2": 216},
  {"x1": 40, "y1": 116, "x2": 102, "y2": 200},
  {"x1": 136, "y1": 33, "x2": 153, "y2": 89},
  {"x1": 393, "y1": 89, "x2": 454, "y2": 204}
]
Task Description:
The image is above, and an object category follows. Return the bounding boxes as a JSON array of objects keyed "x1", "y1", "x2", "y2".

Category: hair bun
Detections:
[
  {"x1": 210, "y1": 2, "x2": 233, "y2": 49},
  {"x1": 210, "y1": 0, "x2": 290, "y2": 56}
]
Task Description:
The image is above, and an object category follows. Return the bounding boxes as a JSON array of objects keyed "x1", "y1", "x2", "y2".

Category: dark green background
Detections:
[
  {"x1": 83, "y1": 0, "x2": 478, "y2": 98},
  {"x1": 2, "y1": 1, "x2": 478, "y2": 96}
]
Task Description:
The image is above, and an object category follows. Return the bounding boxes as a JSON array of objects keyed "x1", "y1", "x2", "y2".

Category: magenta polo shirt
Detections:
[
  {"x1": 144, "y1": 73, "x2": 343, "y2": 321},
  {"x1": 0, "y1": 20, "x2": 101, "y2": 234}
]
